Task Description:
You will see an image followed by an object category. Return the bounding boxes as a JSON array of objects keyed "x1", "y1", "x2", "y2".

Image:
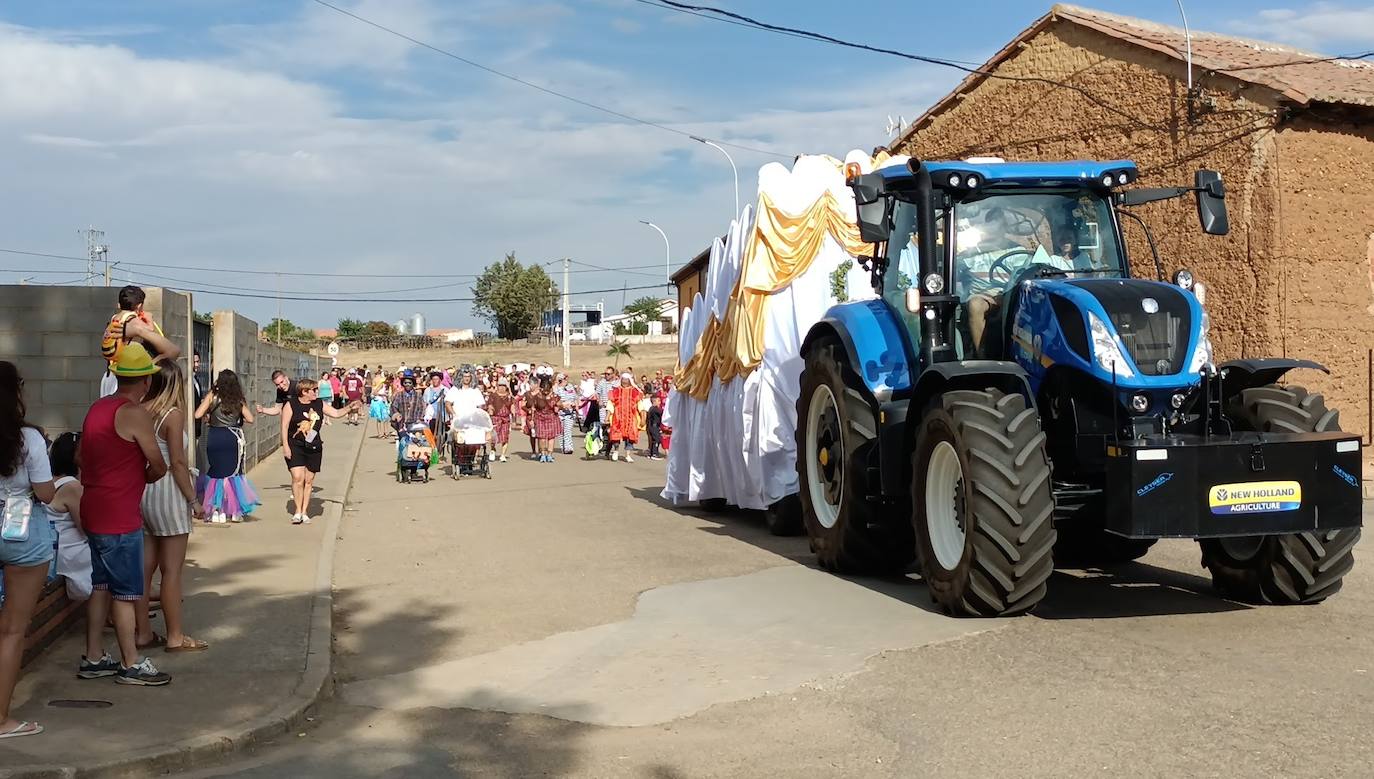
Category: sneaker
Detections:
[
  {"x1": 116, "y1": 657, "x2": 172, "y2": 687},
  {"x1": 229, "y1": 515, "x2": 244, "y2": 523},
  {"x1": 611, "y1": 451, "x2": 619, "y2": 461},
  {"x1": 624, "y1": 454, "x2": 634, "y2": 463},
  {"x1": 292, "y1": 514, "x2": 304, "y2": 525},
  {"x1": 214, "y1": 515, "x2": 228, "y2": 524},
  {"x1": 499, "y1": 456, "x2": 508, "y2": 463},
  {"x1": 77, "y1": 653, "x2": 119, "y2": 679},
  {"x1": 489, "y1": 452, "x2": 496, "y2": 462},
  {"x1": 300, "y1": 515, "x2": 312, "y2": 525}
]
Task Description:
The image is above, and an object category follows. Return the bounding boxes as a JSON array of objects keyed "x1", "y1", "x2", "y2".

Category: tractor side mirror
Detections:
[
  {"x1": 850, "y1": 172, "x2": 891, "y2": 244},
  {"x1": 1195, "y1": 169, "x2": 1229, "y2": 236}
]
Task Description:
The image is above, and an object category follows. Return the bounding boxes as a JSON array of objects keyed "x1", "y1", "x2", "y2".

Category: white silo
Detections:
[
  {"x1": 411, "y1": 312, "x2": 426, "y2": 337},
  {"x1": 393, "y1": 319, "x2": 409, "y2": 335}
]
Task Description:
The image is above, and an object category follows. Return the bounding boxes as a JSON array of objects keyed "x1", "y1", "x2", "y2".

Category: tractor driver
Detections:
[{"x1": 960, "y1": 207, "x2": 1023, "y2": 355}]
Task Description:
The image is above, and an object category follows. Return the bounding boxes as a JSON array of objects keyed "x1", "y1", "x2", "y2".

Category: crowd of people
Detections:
[
  {"x1": 0, "y1": 284, "x2": 679, "y2": 740},
  {"x1": 356, "y1": 362, "x2": 672, "y2": 466}
]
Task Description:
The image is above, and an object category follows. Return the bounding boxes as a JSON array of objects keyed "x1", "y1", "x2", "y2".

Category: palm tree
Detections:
[{"x1": 606, "y1": 339, "x2": 632, "y2": 369}]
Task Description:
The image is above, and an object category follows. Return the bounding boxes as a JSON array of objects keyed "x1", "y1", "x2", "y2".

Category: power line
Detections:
[
  {"x1": 308, "y1": 0, "x2": 790, "y2": 160},
  {"x1": 630, "y1": 0, "x2": 985, "y2": 66},
  {"x1": 1212, "y1": 51, "x2": 1374, "y2": 72},
  {"x1": 0, "y1": 248, "x2": 673, "y2": 282},
  {"x1": 96, "y1": 272, "x2": 671, "y2": 303}
]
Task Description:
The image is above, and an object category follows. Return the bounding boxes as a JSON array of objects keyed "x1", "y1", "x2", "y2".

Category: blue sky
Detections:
[{"x1": 1, "y1": 0, "x2": 1371, "y2": 328}]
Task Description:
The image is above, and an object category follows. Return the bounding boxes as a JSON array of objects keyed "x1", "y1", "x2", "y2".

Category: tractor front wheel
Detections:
[
  {"x1": 796, "y1": 339, "x2": 913, "y2": 574},
  {"x1": 912, "y1": 389, "x2": 1057, "y2": 616},
  {"x1": 1200, "y1": 385, "x2": 1359, "y2": 604}
]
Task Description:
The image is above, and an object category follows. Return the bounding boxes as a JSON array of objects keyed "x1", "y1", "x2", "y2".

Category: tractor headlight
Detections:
[
  {"x1": 1192, "y1": 281, "x2": 1207, "y2": 304},
  {"x1": 1130, "y1": 393, "x2": 1149, "y2": 413},
  {"x1": 923, "y1": 273, "x2": 944, "y2": 294},
  {"x1": 1173, "y1": 269, "x2": 1194, "y2": 290},
  {"x1": 948, "y1": 173, "x2": 962, "y2": 187},
  {"x1": 1089, "y1": 311, "x2": 1135, "y2": 378},
  {"x1": 1171, "y1": 392, "x2": 1187, "y2": 409}
]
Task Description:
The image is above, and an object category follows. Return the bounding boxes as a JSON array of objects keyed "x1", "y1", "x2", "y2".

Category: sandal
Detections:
[
  {"x1": 0, "y1": 721, "x2": 43, "y2": 740},
  {"x1": 165, "y1": 637, "x2": 210, "y2": 653},
  {"x1": 136, "y1": 633, "x2": 165, "y2": 650}
]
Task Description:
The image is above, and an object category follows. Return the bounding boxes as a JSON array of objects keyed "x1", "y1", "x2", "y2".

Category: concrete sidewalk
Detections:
[{"x1": 0, "y1": 420, "x2": 365, "y2": 779}]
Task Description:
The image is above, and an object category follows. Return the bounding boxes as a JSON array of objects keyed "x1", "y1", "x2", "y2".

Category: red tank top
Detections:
[{"x1": 80, "y1": 395, "x2": 149, "y2": 535}]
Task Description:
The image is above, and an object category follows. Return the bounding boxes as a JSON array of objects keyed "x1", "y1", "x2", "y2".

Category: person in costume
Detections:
[
  {"x1": 193, "y1": 369, "x2": 259, "y2": 524},
  {"x1": 98, "y1": 285, "x2": 180, "y2": 398},
  {"x1": 607, "y1": 372, "x2": 645, "y2": 462}
]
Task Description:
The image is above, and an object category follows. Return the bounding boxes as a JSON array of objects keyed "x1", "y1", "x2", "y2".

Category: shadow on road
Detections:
[
  {"x1": 1034, "y1": 563, "x2": 1248, "y2": 619},
  {"x1": 627, "y1": 486, "x2": 1249, "y2": 620}
]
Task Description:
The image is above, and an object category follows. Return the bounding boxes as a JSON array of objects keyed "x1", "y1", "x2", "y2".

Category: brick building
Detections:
[{"x1": 892, "y1": 4, "x2": 1374, "y2": 442}]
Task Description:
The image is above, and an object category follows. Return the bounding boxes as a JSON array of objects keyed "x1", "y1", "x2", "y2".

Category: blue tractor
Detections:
[{"x1": 795, "y1": 157, "x2": 1363, "y2": 616}]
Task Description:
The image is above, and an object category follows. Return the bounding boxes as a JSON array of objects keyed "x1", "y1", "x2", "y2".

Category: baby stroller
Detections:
[
  {"x1": 396, "y1": 422, "x2": 436, "y2": 483},
  {"x1": 449, "y1": 408, "x2": 493, "y2": 480}
]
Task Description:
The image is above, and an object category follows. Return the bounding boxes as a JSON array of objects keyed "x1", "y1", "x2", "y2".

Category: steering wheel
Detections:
[{"x1": 986, "y1": 248, "x2": 1035, "y2": 287}]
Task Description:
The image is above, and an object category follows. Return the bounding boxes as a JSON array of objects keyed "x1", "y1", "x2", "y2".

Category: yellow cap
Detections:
[{"x1": 111, "y1": 342, "x2": 159, "y2": 377}]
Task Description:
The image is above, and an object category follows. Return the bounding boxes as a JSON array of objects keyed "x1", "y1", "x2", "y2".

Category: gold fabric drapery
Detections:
[{"x1": 675, "y1": 154, "x2": 885, "y2": 400}]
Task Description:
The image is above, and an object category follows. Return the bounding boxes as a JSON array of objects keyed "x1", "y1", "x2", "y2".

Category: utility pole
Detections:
[
  {"x1": 80, "y1": 227, "x2": 107, "y2": 286},
  {"x1": 276, "y1": 272, "x2": 282, "y2": 344},
  {"x1": 562, "y1": 257, "x2": 571, "y2": 369}
]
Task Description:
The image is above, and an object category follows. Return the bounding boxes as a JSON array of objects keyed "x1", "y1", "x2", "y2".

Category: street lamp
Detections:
[
  {"x1": 691, "y1": 135, "x2": 740, "y2": 219},
  {"x1": 639, "y1": 220, "x2": 671, "y2": 292}
]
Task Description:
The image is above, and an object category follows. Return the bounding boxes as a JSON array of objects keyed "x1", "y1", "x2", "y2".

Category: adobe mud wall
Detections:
[{"x1": 894, "y1": 21, "x2": 1374, "y2": 444}]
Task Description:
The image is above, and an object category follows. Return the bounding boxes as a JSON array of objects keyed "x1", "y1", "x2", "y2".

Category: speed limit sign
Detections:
[{"x1": 327, "y1": 342, "x2": 340, "y2": 356}]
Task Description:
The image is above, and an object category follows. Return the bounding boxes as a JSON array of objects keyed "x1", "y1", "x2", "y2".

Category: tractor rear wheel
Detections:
[
  {"x1": 911, "y1": 389, "x2": 1057, "y2": 616},
  {"x1": 796, "y1": 339, "x2": 913, "y2": 574},
  {"x1": 698, "y1": 498, "x2": 729, "y2": 514},
  {"x1": 1201, "y1": 385, "x2": 1359, "y2": 604}
]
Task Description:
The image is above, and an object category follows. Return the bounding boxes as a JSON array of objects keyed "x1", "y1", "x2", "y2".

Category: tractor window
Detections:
[
  {"x1": 883, "y1": 199, "x2": 945, "y2": 347},
  {"x1": 952, "y1": 190, "x2": 1123, "y2": 301}
]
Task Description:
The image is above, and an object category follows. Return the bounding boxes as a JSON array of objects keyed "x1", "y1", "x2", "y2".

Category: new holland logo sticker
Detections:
[{"x1": 1208, "y1": 480, "x2": 1302, "y2": 515}]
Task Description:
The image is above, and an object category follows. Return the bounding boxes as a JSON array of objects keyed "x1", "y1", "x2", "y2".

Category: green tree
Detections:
[
  {"x1": 336, "y1": 318, "x2": 366, "y2": 339},
  {"x1": 363, "y1": 320, "x2": 396, "y2": 337},
  {"x1": 622, "y1": 296, "x2": 664, "y2": 335},
  {"x1": 194, "y1": 310, "x2": 213, "y2": 324},
  {"x1": 606, "y1": 339, "x2": 632, "y2": 369},
  {"x1": 262, "y1": 318, "x2": 312, "y2": 345},
  {"x1": 471, "y1": 252, "x2": 558, "y2": 340}
]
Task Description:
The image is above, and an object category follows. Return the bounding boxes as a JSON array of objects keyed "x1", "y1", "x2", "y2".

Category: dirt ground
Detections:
[{"x1": 323, "y1": 341, "x2": 680, "y2": 377}]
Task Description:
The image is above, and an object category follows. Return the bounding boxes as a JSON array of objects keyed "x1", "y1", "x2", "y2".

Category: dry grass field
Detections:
[{"x1": 324, "y1": 341, "x2": 681, "y2": 377}]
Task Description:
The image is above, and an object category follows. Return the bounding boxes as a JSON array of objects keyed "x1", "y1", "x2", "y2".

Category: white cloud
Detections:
[
  {"x1": 611, "y1": 18, "x2": 643, "y2": 35},
  {"x1": 1229, "y1": 2, "x2": 1374, "y2": 50},
  {"x1": 0, "y1": 12, "x2": 953, "y2": 327}
]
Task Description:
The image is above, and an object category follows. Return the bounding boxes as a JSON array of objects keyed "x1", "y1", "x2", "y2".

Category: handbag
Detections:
[{"x1": 1, "y1": 490, "x2": 35, "y2": 542}]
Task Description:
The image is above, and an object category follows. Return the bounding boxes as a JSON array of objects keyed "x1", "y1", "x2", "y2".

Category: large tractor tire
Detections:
[
  {"x1": 698, "y1": 498, "x2": 729, "y2": 514},
  {"x1": 1200, "y1": 385, "x2": 1359, "y2": 604},
  {"x1": 796, "y1": 340, "x2": 914, "y2": 574},
  {"x1": 911, "y1": 389, "x2": 1057, "y2": 616}
]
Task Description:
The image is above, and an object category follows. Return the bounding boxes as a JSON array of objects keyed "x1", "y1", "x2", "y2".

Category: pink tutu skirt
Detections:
[{"x1": 196, "y1": 474, "x2": 262, "y2": 519}]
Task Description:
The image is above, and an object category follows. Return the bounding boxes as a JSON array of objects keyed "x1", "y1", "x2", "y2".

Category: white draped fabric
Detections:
[{"x1": 662, "y1": 152, "x2": 884, "y2": 510}]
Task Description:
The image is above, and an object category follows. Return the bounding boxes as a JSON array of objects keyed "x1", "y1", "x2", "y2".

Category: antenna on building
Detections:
[
  {"x1": 1175, "y1": 0, "x2": 1200, "y2": 121},
  {"x1": 884, "y1": 115, "x2": 907, "y2": 138}
]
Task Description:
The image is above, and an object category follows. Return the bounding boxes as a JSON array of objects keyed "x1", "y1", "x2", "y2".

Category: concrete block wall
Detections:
[
  {"x1": 211, "y1": 310, "x2": 327, "y2": 471},
  {"x1": 0, "y1": 285, "x2": 192, "y2": 436}
]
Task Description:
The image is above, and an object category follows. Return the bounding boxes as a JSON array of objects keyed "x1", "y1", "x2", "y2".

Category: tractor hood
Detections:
[{"x1": 1011, "y1": 277, "x2": 1206, "y2": 392}]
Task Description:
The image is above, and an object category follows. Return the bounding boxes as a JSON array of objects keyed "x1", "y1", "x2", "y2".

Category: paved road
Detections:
[{"x1": 183, "y1": 433, "x2": 1374, "y2": 778}]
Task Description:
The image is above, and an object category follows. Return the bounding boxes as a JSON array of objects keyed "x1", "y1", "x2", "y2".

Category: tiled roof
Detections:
[
  {"x1": 895, "y1": 4, "x2": 1374, "y2": 148},
  {"x1": 1054, "y1": 4, "x2": 1374, "y2": 107}
]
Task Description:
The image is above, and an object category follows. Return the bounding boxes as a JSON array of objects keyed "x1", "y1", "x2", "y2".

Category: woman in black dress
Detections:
[{"x1": 280, "y1": 379, "x2": 358, "y2": 525}]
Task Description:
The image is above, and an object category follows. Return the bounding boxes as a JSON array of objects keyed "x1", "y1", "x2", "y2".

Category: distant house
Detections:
[{"x1": 671, "y1": 245, "x2": 711, "y2": 325}]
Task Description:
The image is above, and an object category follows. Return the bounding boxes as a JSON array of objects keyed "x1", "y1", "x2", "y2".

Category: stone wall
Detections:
[
  {"x1": 892, "y1": 20, "x2": 1374, "y2": 444},
  {"x1": 0, "y1": 285, "x2": 193, "y2": 436}
]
